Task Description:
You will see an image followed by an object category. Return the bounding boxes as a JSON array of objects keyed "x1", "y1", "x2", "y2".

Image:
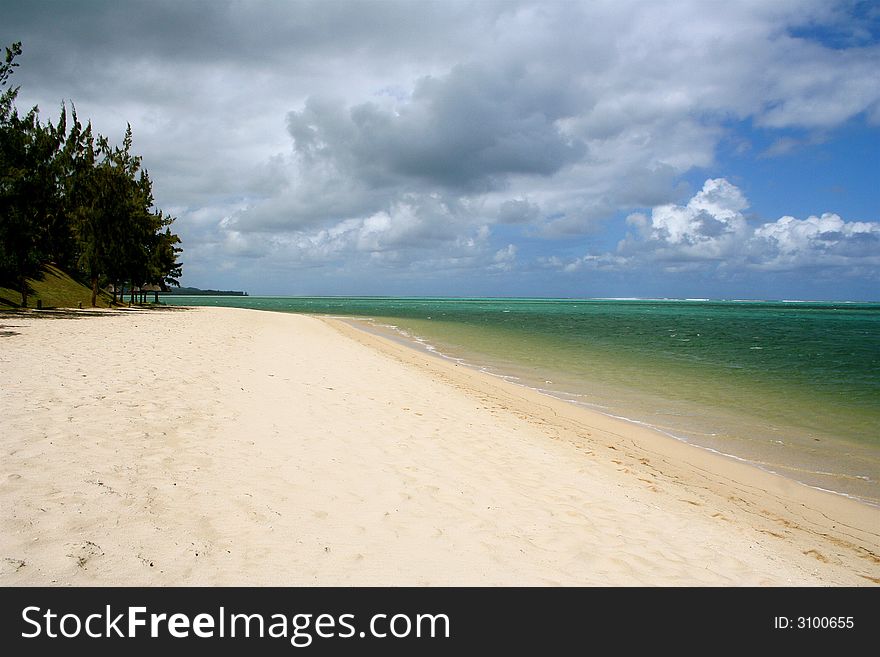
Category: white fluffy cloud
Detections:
[
  {"x1": 752, "y1": 213, "x2": 880, "y2": 271},
  {"x1": 645, "y1": 179, "x2": 747, "y2": 244},
  {"x1": 490, "y1": 244, "x2": 518, "y2": 272},
  {"x1": 553, "y1": 178, "x2": 880, "y2": 276}
]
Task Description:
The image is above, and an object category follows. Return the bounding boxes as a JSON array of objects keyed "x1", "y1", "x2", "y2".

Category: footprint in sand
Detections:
[
  {"x1": 1, "y1": 557, "x2": 26, "y2": 575},
  {"x1": 66, "y1": 541, "x2": 104, "y2": 569}
]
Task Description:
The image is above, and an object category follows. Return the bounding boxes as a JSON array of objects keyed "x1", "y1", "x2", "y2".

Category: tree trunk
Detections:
[{"x1": 90, "y1": 276, "x2": 98, "y2": 307}]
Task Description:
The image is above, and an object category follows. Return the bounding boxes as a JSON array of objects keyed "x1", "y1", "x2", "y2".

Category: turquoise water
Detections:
[{"x1": 165, "y1": 296, "x2": 880, "y2": 505}]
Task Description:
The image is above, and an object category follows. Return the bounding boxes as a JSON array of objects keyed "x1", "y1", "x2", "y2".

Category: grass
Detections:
[{"x1": 0, "y1": 265, "x2": 115, "y2": 309}]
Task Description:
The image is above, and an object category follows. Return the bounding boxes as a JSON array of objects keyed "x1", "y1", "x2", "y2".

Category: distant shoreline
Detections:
[
  {"x1": 167, "y1": 294, "x2": 879, "y2": 303},
  {"x1": 163, "y1": 287, "x2": 248, "y2": 296}
]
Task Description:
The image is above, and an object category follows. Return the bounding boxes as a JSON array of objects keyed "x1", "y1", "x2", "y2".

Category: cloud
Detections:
[
  {"x1": 490, "y1": 244, "x2": 518, "y2": 271},
  {"x1": 6, "y1": 0, "x2": 878, "y2": 293},
  {"x1": 757, "y1": 134, "x2": 829, "y2": 158},
  {"x1": 497, "y1": 199, "x2": 540, "y2": 224},
  {"x1": 553, "y1": 253, "x2": 629, "y2": 273},
  {"x1": 751, "y1": 213, "x2": 880, "y2": 271},
  {"x1": 197, "y1": 197, "x2": 504, "y2": 282},
  {"x1": 636, "y1": 178, "x2": 749, "y2": 250},
  {"x1": 285, "y1": 63, "x2": 586, "y2": 194},
  {"x1": 553, "y1": 178, "x2": 880, "y2": 276}
]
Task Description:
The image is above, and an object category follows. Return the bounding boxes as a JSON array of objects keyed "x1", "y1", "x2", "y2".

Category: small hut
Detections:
[{"x1": 141, "y1": 283, "x2": 163, "y2": 304}]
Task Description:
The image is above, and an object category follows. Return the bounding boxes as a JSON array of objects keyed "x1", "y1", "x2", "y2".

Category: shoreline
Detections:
[
  {"x1": 325, "y1": 317, "x2": 880, "y2": 551},
  {"x1": 2, "y1": 306, "x2": 878, "y2": 585},
  {"x1": 338, "y1": 315, "x2": 880, "y2": 509}
]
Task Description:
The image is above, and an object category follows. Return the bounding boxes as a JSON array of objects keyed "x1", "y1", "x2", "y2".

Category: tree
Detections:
[
  {"x1": 0, "y1": 103, "x2": 44, "y2": 306},
  {"x1": 104, "y1": 128, "x2": 156, "y2": 305},
  {"x1": 149, "y1": 213, "x2": 183, "y2": 294},
  {"x1": 0, "y1": 42, "x2": 21, "y2": 88},
  {"x1": 43, "y1": 104, "x2": 79, "y2": 273},
  {"x1": 1, "y1": 41, "x2": 183, "y2": 307},
  {"x1": 0, "y1": 43, "x2": 67, "y2": 306},
  {"x1": 66, "y1": 117, "x2": 110, "y2": 307}
]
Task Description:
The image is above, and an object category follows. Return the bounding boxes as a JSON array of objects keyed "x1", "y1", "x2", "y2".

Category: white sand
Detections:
[{"x1": 1, "y1": 306, "x2": 877, "y2": 585}]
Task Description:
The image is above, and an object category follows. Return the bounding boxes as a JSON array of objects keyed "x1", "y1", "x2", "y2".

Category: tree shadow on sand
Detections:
[{"x1": 0, "y1": 305, "x2": 191, "y2": 330}]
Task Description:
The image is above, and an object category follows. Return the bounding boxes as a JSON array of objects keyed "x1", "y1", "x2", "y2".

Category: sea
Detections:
[{"x1": 164, "y1": 296, "x2": 880, "y2": 506}]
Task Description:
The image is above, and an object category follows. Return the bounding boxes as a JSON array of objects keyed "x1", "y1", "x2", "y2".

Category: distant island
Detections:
[{"x1": 165, "y1": 287, "x2": 249, "y2": 296}]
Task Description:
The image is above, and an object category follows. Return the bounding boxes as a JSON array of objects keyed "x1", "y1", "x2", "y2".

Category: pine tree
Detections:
[
  {"x1": 1, "y1": 41, "x2": 184, "y2": 307},
  {"x1": 0, "y1": 43, "x2": 67, "y2": 306}
]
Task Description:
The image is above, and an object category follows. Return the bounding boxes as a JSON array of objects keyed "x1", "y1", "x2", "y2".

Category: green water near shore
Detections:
[{"x1": 165, "y1": 296, "x2": 880, "y2": 504}]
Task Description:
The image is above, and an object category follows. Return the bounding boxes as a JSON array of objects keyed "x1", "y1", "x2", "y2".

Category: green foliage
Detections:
[
  {"x1": 0, "y1": 41, "x2": 183, "y2": 307},
  {"x1": 0, "y1": 42, "x2": 22, "y2": 88},
  {"x1": 0, "y1": 43, "x2": 61, "y2": 305}
]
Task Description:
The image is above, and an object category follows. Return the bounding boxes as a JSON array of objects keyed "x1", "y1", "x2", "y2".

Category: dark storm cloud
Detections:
[
  {"x1": 287, "y1": 63, "x2": 585, "y2": 193},
  {"x1": 4, "y1": 0, "x2": 507, "y2": 91}
]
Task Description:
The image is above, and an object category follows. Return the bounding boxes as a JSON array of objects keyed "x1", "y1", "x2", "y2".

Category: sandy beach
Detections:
[{"x1": 1, "y1": 306, "x2": 877, "y2": 586}]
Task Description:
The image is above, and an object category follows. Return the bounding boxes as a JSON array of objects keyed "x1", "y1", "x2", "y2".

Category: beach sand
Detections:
[{"x1": 1, "y1": 306, "x2": 877, "y2": 585}]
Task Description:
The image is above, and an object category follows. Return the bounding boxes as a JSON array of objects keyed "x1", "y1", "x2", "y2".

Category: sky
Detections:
[{"x1": 4, "y1": 0, "x2": 879, "y2": 300}]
